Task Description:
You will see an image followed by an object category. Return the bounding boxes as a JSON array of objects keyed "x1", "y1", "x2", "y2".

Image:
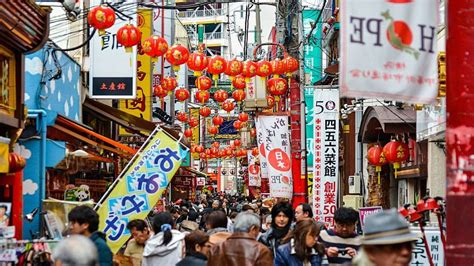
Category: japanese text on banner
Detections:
[
  {"x1": 256, "y1": 119, "x2": 269, "y2": 180},
  {"x1": 247, "y1": 150, "x2": 261, "y2": 187}
]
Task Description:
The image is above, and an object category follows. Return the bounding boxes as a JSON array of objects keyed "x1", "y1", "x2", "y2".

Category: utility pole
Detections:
[{"x1": 255, "y1": 0, "x2": 261, "y2": 45}]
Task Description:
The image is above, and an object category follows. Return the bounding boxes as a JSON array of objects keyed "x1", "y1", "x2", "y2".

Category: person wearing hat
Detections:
[{"x1": 352, "y1": 209, "x2": 420, "y2": 266}]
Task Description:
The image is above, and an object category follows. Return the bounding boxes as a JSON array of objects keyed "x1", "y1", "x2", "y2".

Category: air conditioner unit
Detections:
[
  {"x1": 343, "y1": 195, "x2": 364, "y2": 209},
  {"x1": 348, "y1": 175, "x2": 361, "y2": 194}
]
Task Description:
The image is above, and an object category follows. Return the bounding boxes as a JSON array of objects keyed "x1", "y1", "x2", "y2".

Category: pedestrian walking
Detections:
[
  {"x1": 52, "y1": 235, "x2": 98, "y2": 266},
  {"x1": 259, "y1": 201, "x2": 294, "y2": 255},
  {"x1": 124, "y1": 219, "x2": 150, "y2": 266},
  {"x1": 206, "y1": 210, "x2": 232, "y2": 245},
  {"x1": 177, "y1": 230, "x2": 211, "y2": 266}
]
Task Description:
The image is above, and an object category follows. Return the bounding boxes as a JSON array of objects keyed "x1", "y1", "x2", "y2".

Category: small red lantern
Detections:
[
  {"x1": 256, "y1": 60, "x2": 273, "y2": 79},
  {"x1": 232, "y1": 89, "x2": 246, "y2": 103},
  {"x1": 383, "y1": 140, "x2": 409, "y2": 177},
  {"x1": 176, "y1": 111, "x2": 188, "y2": 123},
  {"x1": 200, "y1": 153, "x2": 208, "y2": 160},
  {"x1": 225, "y1": 149, "x2": 233, "y2": 157},
  {"x1": 88, "y1": 5, "x2": 116, "y2": 35},
  {"x1": 267, "y1": 77, "x2": 288, "y2": 101},
  {"x1": 199, "y1": 106, "x2": 212, "y2": 117},
  {"x1": 218, "y1": 150, "x2": 226, "y2": 158},
  {"x1": 165, "y1": 44, "x2": 190, "y2": 71},
  {"x1": 233, "y1": 120, "x2": 243, "y2": 130},
  {"x1": 242, "y1": 60, "x2": 258, "y2": 82},
  {"x1": 195, "y1": 91, "x2": 210, "y2": 104},
  {"x1": 211, "y1": 147, "x2": 219, "y2": 155},
  {"x1": 161, "y1": 76, "x2": 177, "y2": 94},
  {"x1": 187, "y1": 52, "x2": 208, "y2": 76},
  {"x1": 117, "y1": 24, "x2": 141, "y2": 52},
  {"x1": 266, "y1": 95, "x2": 276, "y2": 109},
  {"x1": 195, "y1": 145, "x2": 205, "y2": 153},
  {"x1": 283, "y1": 56, "x2": 299, "y2": 76},
  {"x1": 232, "y1": 74, "x2": 246, "y2": 90},
  {"x1": 238, "y1": 112, "x2": 249, "y2": 123},
  {"x1": 250, "y1": 128, "x2": 257, "y2": 137},
  {"x1": 195, "y1": 76, "x2": 212, "y2": 91},
  {"x1": 153, "y1": 85, "x2": 168, "y2": 99},
  {"x1": 175, "y1": 88, "x2": 190, "y2": 102},
  {"x1": 252, "y1": 147, "x2": 259, "y2": 156},
  {"x1": 208, "y1": 125, "x2": 219, "y2": 135},
  {"x1": 207, "y1": 55, "x2": 227, "y2": 81},
  {"x1": 224, "y1": 59, "x2": 243, "y2": 80},
  {"x1": 212, "y1": 115, "x2": 224, "y2": 127},
  {"x1": 222, "y1": 100, "x2": 235, "y2": 113},
  {"x1": 184, "y1": 128, "x2": 193, "y2": 138},
  {"x1": 142, "y1": 35, "x2": 168, "y2": 59},
  {"x1": 212, "y1": 141, "x2": 220, "y2": 148},
  {"x1": 367, "y1": 145, "x2": 387, "y2": 184},
  {"x1": 234, "y1": 139, "x2": 241, "y2": 147},
  {"x1": 213, "y1": 89, "x2": 228, "y2": 104},
  {"x1": 188, "y1": 117, "x2": 199, "y2": 128},
  {"x1": 8, "y1": 153, "x2": 26, "y2": 173},
  {"x1": 271, "y1": 58, "x2": 287, "y2": 78}
]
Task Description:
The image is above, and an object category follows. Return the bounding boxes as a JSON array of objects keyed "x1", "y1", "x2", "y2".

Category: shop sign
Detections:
[
  {"x1": 410, "y1": 227, "x2": 445, "y2": 266},
  {"x1": 303, "y1": 10, "x2": 323, "y2": 84},
  {"x1": 97, "y1": 128, "x2": 188, "y2": 253},
  {"x1": 247, "y1": 150, "x2": 261, "y2": 187},
  {"x1": 340, "y1": 0, "x2": 438, "y2": 104},
  {"x1": 313, "y1": 88, "x2": 339, "y2": 225},
  {"x1": 258, "y1": 115, "x2": 292, "y2": 198},
  {"x1": 0, "y1": 143, "x2": 8, "y2": 173},
  {"x1": 358, "y1": 206, "x2": 383, "y2": 231}
]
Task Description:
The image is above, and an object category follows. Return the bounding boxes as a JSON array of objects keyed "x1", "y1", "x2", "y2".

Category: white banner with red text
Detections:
[
  {"x1": 247, "y1": 150, "x2": 261, "y2": 187},
  {"x1": 256, "y1": 118, "x2": 269, "y2": 180}
]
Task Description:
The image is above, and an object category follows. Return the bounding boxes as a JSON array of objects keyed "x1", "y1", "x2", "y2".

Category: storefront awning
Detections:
[{"x1": 359, "y1": 106, "x2": 416, "y2": 143}]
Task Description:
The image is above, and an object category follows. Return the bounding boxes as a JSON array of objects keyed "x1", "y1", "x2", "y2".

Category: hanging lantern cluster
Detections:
[{"x1": 366, "y1": 140, "x2": 410, "y2": 183}]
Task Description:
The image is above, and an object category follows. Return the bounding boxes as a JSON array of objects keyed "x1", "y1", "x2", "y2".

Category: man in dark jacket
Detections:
[
  {"x1": 208, "y1": 212, "x2": 273, "y2": 266},
  {"x1": 68, "y1": 205, "x2": 113, "y2": 266}
]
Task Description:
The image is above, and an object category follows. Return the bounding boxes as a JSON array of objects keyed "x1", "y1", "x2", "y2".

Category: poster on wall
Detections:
[
  {"x1": 247, "y1": 150, "x2": 261, "y2": 187},
  {"x1": 258, "y1": 115, "x2": 292, "y2": 198},
  {"x1": 313, "y1": 88, "x2": 340, "y2": 224},
  {"x1": 0, "y1": 202, "x2": 11, "y2": 227},
  {"x1": 340, "y1": 0, "x2": 438, "y2": 103}
]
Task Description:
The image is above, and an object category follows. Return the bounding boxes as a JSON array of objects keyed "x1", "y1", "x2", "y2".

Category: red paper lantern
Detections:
[
  {"x1": 187, "y1": 52, "x2": 208, "y2": 76},
  {"x1": 8, "y1": 153, "x2": 26, "y2": 173},
  {"x1": 232, "y1": 89, "x2": 246, "y2": 103},
  {"x1": 233, "y1": 120, "x2": 243, "y2": 130},
  {"x1": 218, "y1": 150, "x2": 226, "y2": 158},
  {"x1": 200, "y1": 153, "x2": 208, "y2": 159},
  {"x1": 188, "y1": 117, "x2": 199, "y2": 128},
  {"x1": 142, "y1": 35, "x2": 168, "y2": 59},
  {"x1": 250, "y1": 128, "x2": 257, "y2": 137},
  {"x1": 165, "y1": 44, "x2": 190, "y2": 71},
  {"x1": 213, "y1": 89, "x2": 228, "y2": 104},
  {"x1": 184, "y1": 128, "x2": 193, "y2": 138},
  {"x1": 195, "y1": 91, "x2": 210, "y2": 104},
  {"x1": 195, "y1": 76, "x2": 212, "y2": 91},
  {"x1": 88, "y1": 5, "x2": 116, "y2": 35},
  {"x1": 267, "y1": 77, "x2": 288, "y2": 101},
  {"x1": 195, "y1": 145, "x2": 205, "y2": 153},
  {"x1": 117, "y1": 24, "x2": 141, "y2": 52},
  {"x1": 283, "y1": 56, "x2": 299, "y2": 76},
  {"x1": 383, "y1": 140, "x2": 409, "y2": 176},
  {"x1": 256, "y1": 60, "x2": 273, "y2": 79},
  {"x1": 208, "y1": 125, "x2": 219, "y2": 135},
  {"x1": 232, "y1": 75, "x2": 246, "y2": 90},
  {"x1": 367, "y1": 145, "x2": 387, "y2": 183},
  {"x1": 252, "y1": 147, "x2": 259, "y2": 156},
  {"x1": 153, "y1": 85, "x2": 168, "y2": 98},
  {"x1": 224, "y1": 59, "x2": 243, "y2": 80},
  {"x1": 175, "y1": 88, "x2": 190, "y2": 102},
  {"x1": 242, "y1": 60, "x2": 258, "y2": 82},
  {"x1": 211, "y1": 147, "x2": 219, "y2": 155},
  {"x1": 234, "y1": 139, "x2": 241, "y2": 147},
  {"x1": 212, "y1": 141, "x2": 220, "y2": 148},
  {"x1": 161, "y1": 76, "x2": 177, "y2": 94},
  {"x1": 212, "y1": 115, "x2": 224, "y2": 127},
  {"x1": 238, "y1": 112, "x2": 249, "y2": 123},
  {"x1": 225, "y1": 149, "x2": 233, "y2": 157},
  {"x1": 266, "y1": 95, "x2": 276, "y2": 109},
  {"x1": 176, "y1": 111, "x2": 188, "y2": 123},
  {"x1": 199, "y1": 106, "x2": 212, "y2": 117},
  {"x1": 271, "y1": 58, "x2": 287, "y2": 78},
  {"x1": 207, "y1": 55, "x2": 227, "y2": 81},
  {"x1": 222, "y1": 100, "x2": 235, "y2": 113}
]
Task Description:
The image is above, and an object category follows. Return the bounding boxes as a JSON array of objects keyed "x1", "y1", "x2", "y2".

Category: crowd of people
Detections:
[{"x1": 55, "y1": 193, "x2": 420, "y2": 266}]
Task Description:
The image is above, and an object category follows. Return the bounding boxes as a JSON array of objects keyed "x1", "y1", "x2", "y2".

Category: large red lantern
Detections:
[
  {"x1": 8, "y1": 153, "x2": 26, "y2": 173},
  {"x1": 213, "y1": 89, "x2": 228, "y2": 104},
  {"x1": 232, "y1": 89, "x2": 246, "y2": 103},
  {"x1": 232, "y1": 75, "x2": 246, "y2": 90},
  {"x1": 238, "y1": 112, "x2": 249, "y2": 123},
  {"x1": 383, "y1": 140, "x2": 409, "y2": 177},
  {"x1": 199, "y1": 106, "x2": 212, "y2": 117},
  {"x1": 175, "y1": 88, "x2": 190, "y2": 102},
  {"x1": 367, "y1": 145, "x2": 387, "y2": 183},
  {"x1": 187, "y1": 52, "x2": 208, "y2": 76},
  {"x1": 195, "y1": 76, "x2": 212, "y2": 91},
  {"x1": 161, "y1": 76, "x2": 177, "y2": 94},
  {"x1": 233, "y1": 120, "x2": 243, "y2": 130},
  {"x1": 153, "y1": 85, "x2": 168, "y2": 98},
  {"x1": 271, "y1": 58, "x2": 287, "y2": 78},
  {"x1": 284, "y1": 56, "x2": 299, "y2": 76},
  {"x1": 88, "y1": 5, "x2": 116, "y2": 35},
  {"x1": 208, "y1": 125, "x2": 219, "y2": 135},
  {"x1": 195, "y1": 91, "x2": 210, "y2": 104},
  {"x1": 142, "y1": 35, "x2": 168, "y2": 59},
  {"x1": 212, "y1": 115, "x2": 224, "y2": 127},
  {"x1": 234, "y1": 139, "x2": 241, "y2": 147},
  {"x1": 224, "y1": 59, "x2": 243, "y2": 80},
  {"x1": 117, "y1": 24, "x2": 141, "y2": 52},
  {"x1": 176, "y1": 111, "x2": 188, "y2": 123},
  {"x1": 256, "y1": 60, "x2": 273, "y2": 79},
  {"x1": 242, "y1": 60, "x2": 258, "y2": 82},
  {"x1": 207, "y1": 56, "x2": 227, "y2": 81},
  {"x1": 184, "y1": 128, "x2": 193, "y2": 138},
  {"x1": 266, "y1": 95, "x2": 276, "y2": 109},
  {"x1": 267, "y1": 77, "x2": 288, "y2": 101},
  {"x1": 188, "y1": 117, "x2": 199, "y2": 128},
  {"x1": 222, "y1": 100, "x2": 235, "y2": 113},
  {"x1": 166, "y1": 44, "x2": 190, "y2": 71}
]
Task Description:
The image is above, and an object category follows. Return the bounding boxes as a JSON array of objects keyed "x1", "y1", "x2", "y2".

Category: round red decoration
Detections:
[
  {"x1": 213, "y1": 89, "x2": 228, "y2": 104},
  {"x1": 224, "y1": 59, "x2": 243, "y2": 79},
  {"x1": 184, "y1": 128, "x2": 193, "y2": 138},
  {"x1": 267, "y1": 77, "x2": 288, "y2": 101},
  {"x1": 88, "y1": 5, "x2": 116, "y2": 35},
  {"x1": 232, "y1": 89, "x2": 246, "y2": 103},
  {"x1": 256, "y1": 60, "x2": 273, "y2": 78},
  {"x1": 271, "y1": 58, "x2": 287, "y2": 78},
  {"x1": 187, "y1": 52, "x2": 208, "y2": 76},
  {"x1": 142, "y1": 35, "x2": 168, "y2": 59},
  {"x1": 195, "y1": 91, "x2": 210, "y2": 104},
  {"x1": 195, "y1": 76, "x2": 212, "y2": 91},
  {"x1": 283, "y1": 56, "x2": 299, "y2": 76},
  {"x1": 176, "y1": 111, "x2": 188, "y2": 123},
  {"x1": 117, "y1": 24, "x2": 141, "y2": 52},
  {"x1": 153, "y1": 85, "x2": 168, "y2": 98},
  {"x1": 232, "y1": 75, "x2": 246, "y2": 90},
  {"x1": 242, "y1": 60, "x2": 258, "y2": 82},
  {"x1": 199, "y1": 106, "x2": 212, "y2": 117},
  {"x1": 175, "y1": 88, "x2": 190, "y2": 102},
  {"x1": 267, "y1": 148, "x2": 291, "y2": 171},
  {"x1": 238, "y1": 112, "x2": 249, "y2": 123},
  {"x1": 222, "y1": 100, "x2": 235, "y2": 113},
  {"x1": 208, "y1": 126, "x2": 219, "y2": 135},
  {"x1": 212, "y1": 115, "x2": 224, "y2": 127},
  {"x1": 207, "y1": 56, "x2": 227, "y2": 81},
  {"x1": 165, "y1": 44, "x2": 190, "y2": 71}
]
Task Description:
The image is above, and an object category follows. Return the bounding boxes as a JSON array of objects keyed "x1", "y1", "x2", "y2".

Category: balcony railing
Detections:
[
  {"x1": 179, "y1": 8, "x2": 224, "y2": 18},
  {"x1": 189, "y1": 31, "x2": 225, "y2": 41}
]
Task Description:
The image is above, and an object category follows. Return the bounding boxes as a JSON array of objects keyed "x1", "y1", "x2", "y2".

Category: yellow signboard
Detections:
[
  {"x1": 0, "y1": 143, "x2": 8, "y2": 173},
  {"x1": 119, "y1": 9, "x2": 152, "y2": 135}
]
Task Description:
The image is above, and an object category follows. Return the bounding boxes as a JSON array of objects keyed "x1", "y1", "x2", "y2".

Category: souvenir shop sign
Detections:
[
  {"x1": 340, "y1": 0, "x2": 438, "y2": 104},
  {"x1": 313, "y1": 88, "x2": 340, "y2": 225},
  {"x1": 97, "y1": 128, "x2": 188, "y2": 253},
  {"x1": 89, "y1": 0, "x2": 137, "y2": 99},
  {"x1": 410, "y1": 227, "x2": 445, "y2": 265},
  {"x1": 247, "y1": 150, "x2": 261, "y2": 187},
  {"x1": 258, "y1": 116, "x2": 292, "y2": 198}
]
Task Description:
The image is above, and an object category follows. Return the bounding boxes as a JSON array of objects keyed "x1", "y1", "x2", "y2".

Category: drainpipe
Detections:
[{"x1": 27, "y1": 110, "x2": 47, "y2": 208}]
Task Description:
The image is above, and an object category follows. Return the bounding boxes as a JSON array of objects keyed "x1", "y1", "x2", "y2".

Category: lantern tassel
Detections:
[{"x1": 378, "y1": 171, "x2": 381, "y2": 185}]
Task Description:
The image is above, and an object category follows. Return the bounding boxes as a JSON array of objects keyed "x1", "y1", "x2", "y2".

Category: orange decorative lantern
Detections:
[
  {"x1": 252, "y1": 147, "x2": 259, "y2": 156},
  {"x1": 234, "y1": 139, "x2": 241, "y2": 147},
  {"x1": 184, "y1": 128, "x2": 193, "y2": 138},
  {"x1": 266, "y1": 95, "x2": 276, "y2": 109},
  {"x1": 195, "y1": 76, "x2": 212, "y2": 91},
  {"x1": 212, "y1": 115, "x2": 224, "y2": 127},
  {"x1": 238, "y1": 112, "x2": 249, "y2": 123},
  {"x1": 284, "y1": 56, "x2": 299, "y2": 76},
  {"x1": 212, "y1": 141, "x2": 220, "y2": 148},
  {"x1": 211, "y1": 147, "x2": 219, "y2": 155},
  {"x1": 88, "y1": 5, "x2": 116, "y2": 35},
  {"x1": 271, "y1": 58, "x2": 287, "y2": 78},
  {"x1": 199, "y1": 106, "x2": 212, "y2": 117},
  {"x1": 208, "y1": 125, "x2": 219, "y2": 135},
  {"x1": 232, "y1": 74, "x2": 246, "y2": 90},
  {"x1": 207, "y1": 55, "x2": 227, "y2": 81},
  {"x1": 161, "y1": 76, "x2": 177, "y2": 94},
  {"x1": 165, "y1": 44, "x2": 190, "y2": 71},
  {"x1": 232, "y1": 89, "x2": 246, "y2": 103},
  {"x1": 8, "y1": 153, "x2": 26, "y2": 173},
  {"x1": 383, "y1": 140, "x2": 409, "y2": 177},
  {"x1": 153, "y1": 85, "x2": 168, "y2": 99},
  {"x1": 224, "y1": 59, "x2": 243, "y2": 80},
  {"x1": 188, "y1": 117, "x2": 199, "y2": 128},
  {"x1": 142, "y1": 35, "x2": 168, "y2": 59},
  {"x1": 187, "y1": 52, "x2": 208, "y2": 76},
  {"x1": 233, "y1": 120, "x2": 243, "y2": 130},
  {"x1": 242, "y1": 60, "x2": 258, "y2": 82},
  {"x1": 267, "y1": 77, "x2": 288, "y2": 101},
  {"x1": 367, "y1": 145, "x2": 387, "y2": 184},
  {"x1": 256, "y1": 60, "x2": 273, "y2": 79},
  {"x1": 195, "y1": 145, "x2": 205, "y2": 153},
  {"x1": 213, "y1": 89, "x2": 228, "y2": 104},
  {"x1": 195, "y1": 91, "x2": 210, "y2": 104},
  {"x1": 176, "y1": 111, "x2": 188, "y2": 123},
  {"x1": 250, "y1": 128, "x2": 257, "y2": 137},
  {"x1": 218, "y1": 150, "x2": 226, "y2": 158},
  {"x1": 117, "y1": 24, "x2": 141, "y2": 52},
  {"x1": 175, "y1": 88, "x2": 190, "y2": 102},
  {"x1": 200, "y1": 153, "x2": 208, "y2": 160},
  {"x1": 222, "y1": 100, "x2": 235, "y2": 113}
]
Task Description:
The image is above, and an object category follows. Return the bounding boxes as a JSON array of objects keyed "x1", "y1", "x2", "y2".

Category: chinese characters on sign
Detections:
[
  {"x1": 410, "y1": 227, "x2": 445, "y2": 266},
  {"x1": 340, "y1": 0, "x2": 438, "y2": 104},
  {"x1": 313, "y1": 89, "x2": 340, "y2": 225},
  {"x1": 258, "y1": 116, "x2": 293, "y2": 198}
]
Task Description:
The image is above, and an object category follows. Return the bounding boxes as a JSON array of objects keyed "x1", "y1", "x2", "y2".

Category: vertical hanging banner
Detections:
[
  {"x1": 247, "y1": 150, "x2": 261, "y2": 187},
  {"x1": 89, "y1": 0, "x2": 137, "y2": 99},
  {"x1": 340, "y1": 0, "x2": 438, "y2": 103},
  {"x1": 255, "y1": 118, "x2": 269, "y2": 181},
  {"x1": 97, "y1": 128, "x2": 188, "y2": 254},
  {"x1": 303, "y1": 10, "x2": 323, "y2": 84},
  {"x1": 258, "y1": 115, "x2": 293, "y2": 198},
  {"x1": 313, "y1": 88, "x2": 340, "y2": 225},
  {"x1": 190, "y1": 108, "x2": 200, "y2": 160},
  {"x1": 119, "y1": 9, "x2": 153, "y2": 135}
]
